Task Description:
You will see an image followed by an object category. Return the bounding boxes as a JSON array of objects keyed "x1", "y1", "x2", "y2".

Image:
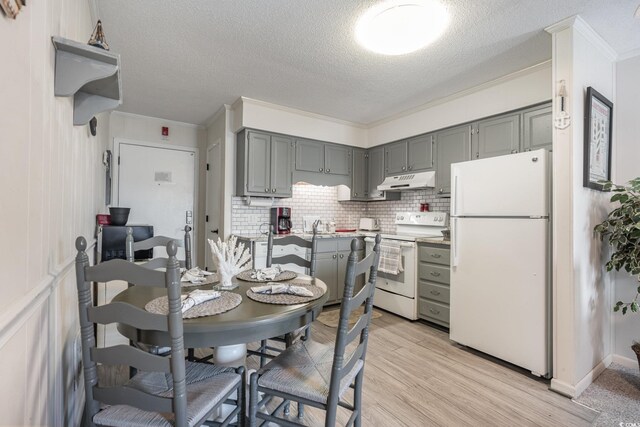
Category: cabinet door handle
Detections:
[
  {"x1": 430, "y1": 290, "x2": 441, "y2": 295},
  {"x1": 431, "y1": 254, "x2": 441, "y2": 258},
  {"x1": 354, "y1": 192, "x2": 358, "y2": 196},
  {"x1": 511, "y1": 149, "x2": 518, "y2": 154},
  {"x1": 402, "y1": 166, "x2": 406, "y2": 171},
  {"x1": 430, "y1": 272, "x2": 441, "y2": 277},
  {"x1": 333, "y1": 254, "x2": 337, "y2": 259},
  {"x1": 340, "y1": 254, "x2": 344, "y2": 259},
  {"x1": 408, "y1": 165, "x2": 413, "y2": 170},
  {"x1": 272, "y1": 188, "x2": 276, "y2": 193},
  {"x1": 264, "y1": 188, "x2": 269, "y2": 192},
  {"x1": 319, "y1": 168, "x2": 323, "y2": 172},
  {"x1": 326, "y1": 168, "x2": 330, "y2": 173},
  {"x1": 438, "y1": 188, "x2": 443, "y2": 194},
  {"x1": 429, "y1": 308, "x2": 441, "y2": 315},
  {"x1": 476, "y1": 152, "x2": 480, "y2": 159}
]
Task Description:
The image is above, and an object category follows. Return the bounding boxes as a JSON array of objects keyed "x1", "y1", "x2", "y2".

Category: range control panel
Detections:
[{"x1": 395, "y1": 211, "x2": 449, "y2": 227}]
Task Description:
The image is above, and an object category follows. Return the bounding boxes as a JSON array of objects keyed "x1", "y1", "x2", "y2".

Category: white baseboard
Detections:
[
  {"x1": 612, "y1": 354, "x2": 639, "y2": 369},
  {"x1": 550, "y1": 354, "x2": 613, "y2": 398}
]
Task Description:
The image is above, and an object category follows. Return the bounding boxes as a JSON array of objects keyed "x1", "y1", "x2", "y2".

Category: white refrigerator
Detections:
[{"x1": 449, "y1": 149, "x2": 550, "y2": 377}]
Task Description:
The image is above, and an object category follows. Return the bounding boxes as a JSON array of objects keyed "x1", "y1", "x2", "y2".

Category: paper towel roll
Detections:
[{"x1": 243, "y1": 196, "x2": 274, "y2": 207}]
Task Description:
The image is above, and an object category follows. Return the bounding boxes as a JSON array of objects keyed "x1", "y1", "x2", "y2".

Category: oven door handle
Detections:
[{"x1": 364, "y1": 237, "x2": 414, "y2": 248}]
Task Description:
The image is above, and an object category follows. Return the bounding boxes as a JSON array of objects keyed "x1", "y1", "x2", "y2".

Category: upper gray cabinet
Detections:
[
  {"x1": 295, "y1": 139, "x2": 324, "y2": 173},
  {"x1": 325, "y1": 144, "x2": 351, "y2": 175},
  {"x1": 470, "y1": 102, "x2": 551, "y2": 160},
  {"x1": 435, "y1": 124, "x2": 471, "y2": 196},
  {"x1": 473, "y1": 114, "x2": 521, "y2": 160},
  {"x1": 351, "y1": 148, "x2": 368, "y2": 200},
  {"x1": 236, "y1": 129, "x2": 293, "y2": 197},
  {"x1": 522, "y1": 104, "x2": 552, "y2": 152},
  {"x1": 295, "y1": 139, "x2": 351, "y2": 176},
  {"x1": 368, "y1": 146, "x2": 400, "y2": 201},
  {"x1": 385, "y1": 134, "x2": 434, "y2": 176}
]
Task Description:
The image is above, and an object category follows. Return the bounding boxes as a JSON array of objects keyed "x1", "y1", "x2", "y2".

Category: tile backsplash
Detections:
[{"x1": 231, "y1": 184, "x2": 450, "y2": 235}]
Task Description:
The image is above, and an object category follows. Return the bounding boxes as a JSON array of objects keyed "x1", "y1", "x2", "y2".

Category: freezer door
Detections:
[
  {"x1": 450, "y1": 217, "x2": 549, "y2": 375},
  {"x1": 451, "y1": 149, "x2": 549, "y2": 217}
]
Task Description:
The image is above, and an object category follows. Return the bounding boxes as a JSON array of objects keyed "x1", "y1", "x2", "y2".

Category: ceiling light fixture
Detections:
[{"x1": 355, "y1": 0, "x2": 449, "y2": 55}]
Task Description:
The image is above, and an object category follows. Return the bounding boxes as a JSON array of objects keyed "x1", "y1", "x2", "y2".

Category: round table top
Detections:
[{"x1": 112, "y1": 274, "x2": 329, "y2": 348}]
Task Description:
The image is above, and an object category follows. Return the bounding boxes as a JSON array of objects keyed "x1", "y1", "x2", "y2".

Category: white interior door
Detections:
[
  {"x1": 205, "y1": 141, "x2": 222, "y2": 270},
  {"x1": 449, "y1": 217, "x2": 549, "y2": 375},
  {"x1": 117, "y1": 141, "x2": 197, "y2": 261}
]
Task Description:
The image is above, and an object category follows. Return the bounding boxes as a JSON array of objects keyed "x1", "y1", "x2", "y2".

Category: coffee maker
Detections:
[{"x1": 271, "y1": 207, "x2": 292, "y2": 235}]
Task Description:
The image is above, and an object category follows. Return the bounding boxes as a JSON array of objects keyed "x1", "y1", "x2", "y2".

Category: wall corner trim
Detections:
[{"x1": 545, "y1": 15, "x2": 617, "y2": 61}]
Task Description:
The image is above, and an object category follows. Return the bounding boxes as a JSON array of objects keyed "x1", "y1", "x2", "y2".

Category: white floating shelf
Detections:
[{"x1": 52, "y1": 36, "x2": 122, "y2": 125}]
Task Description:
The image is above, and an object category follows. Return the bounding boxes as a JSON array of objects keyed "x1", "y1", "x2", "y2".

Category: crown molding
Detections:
[
  {"x1": 546, "y1": 15, "x2": 617, "y2": 61},
  {"x1": 617, "y1": 47, "x2": 640, "y2": 62},
  {"x1": 203, "y1": 104, "x2": 231, "y2": 128},
  {"x1": 110, "y1": 111, "x2": 203, "y2": 129}
]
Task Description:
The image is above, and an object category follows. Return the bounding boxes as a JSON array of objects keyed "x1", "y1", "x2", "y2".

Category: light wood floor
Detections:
[
  {"x1": 101, "y1": 308, "x2": 599, "y2": 426},
  {"x1": 244, "y1": 307, "x2": 598, "y2": 427}
]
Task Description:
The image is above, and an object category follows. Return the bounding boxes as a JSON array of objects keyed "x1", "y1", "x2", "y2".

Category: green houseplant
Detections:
[{"x1": 594, "y1": 177, "x2": 640, "y2": 365}]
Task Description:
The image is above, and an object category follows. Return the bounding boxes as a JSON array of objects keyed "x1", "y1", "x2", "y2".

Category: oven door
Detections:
[{"x1": 364, "y1": 237, "x2": 416, "y2": 298}]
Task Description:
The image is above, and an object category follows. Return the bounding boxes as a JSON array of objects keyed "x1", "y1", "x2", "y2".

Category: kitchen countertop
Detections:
[{"x1": 233, "y1": 232, "x2": 366, "y2": 242}]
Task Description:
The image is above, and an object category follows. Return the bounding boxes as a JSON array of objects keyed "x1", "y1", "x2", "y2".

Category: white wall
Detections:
[
  {"x1": 232, "y1": 97, "x2": 368, "y2": 147},
  {"x1": 108, "y1": 111, "x2": 208, "y2": 265},
  {"x1": 367, "y1": 62, "x2": 552, "y2": 146},
  {"x1": 613, "y1": 54, "x2": 640, "y2": 361},
  {"x1": 0, "y1": 0, "x2": 109, "y2": 424},
  {"x1": 547, "y1": 16, "x2": 616, "y2": 397}
]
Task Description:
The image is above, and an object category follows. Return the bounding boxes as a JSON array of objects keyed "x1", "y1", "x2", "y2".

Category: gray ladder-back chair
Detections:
[
  {"x1": 126, "y1": 225, "x2": 199, "y2": 359},
  {"x1": 247, "y1": 227, "x2": 318, "y2": 368},
  {"x1": 126, "y1": 225, "x2": 193, "y2": 270},
  {"x1": 75, "y1": 237, "x2": 245, "y2": 427},
  {"x1": 249, "y1": 235, "x2": 382, "y2": 427}
]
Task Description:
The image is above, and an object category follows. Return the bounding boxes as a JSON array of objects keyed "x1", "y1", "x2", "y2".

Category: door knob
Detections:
[
  {"x1": 319, "y1": 168, "x2": 323, "y2": 172},
  {"x1": 264, "y1": 188, "x2": 269, "y2": 192},
  {"x1": 326, "y1": 169, "x2": 330, "y2": 173}
]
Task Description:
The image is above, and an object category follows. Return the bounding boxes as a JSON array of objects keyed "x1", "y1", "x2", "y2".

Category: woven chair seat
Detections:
[
  {"x1": 257, "y1": 340, "x2": 363, "y2": 405},
  {"x1": 94, "y1": 362, "x2": 240, "y2": 427}
]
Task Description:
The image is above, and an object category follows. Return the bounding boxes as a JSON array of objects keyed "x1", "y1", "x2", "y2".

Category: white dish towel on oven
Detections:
[{"x1": 377, "y1": 240, "x2": 403, "y2": 275}]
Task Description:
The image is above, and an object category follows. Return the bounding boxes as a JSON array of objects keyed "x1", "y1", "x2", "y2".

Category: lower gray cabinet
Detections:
[
  {"x1": 418, "y1": 243, "x2": 451, "y2": 327},
  {"x1": 435, "y1": 124, "x2": 471, "y2": 196},
  {"x1": 315, "y1": 238, "x2": 364, "y2": 305}
]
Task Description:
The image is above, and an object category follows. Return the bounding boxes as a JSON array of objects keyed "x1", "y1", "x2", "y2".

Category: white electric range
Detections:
[{"x1": 362, "y1": 211, "x2": 448, "y2": 320}]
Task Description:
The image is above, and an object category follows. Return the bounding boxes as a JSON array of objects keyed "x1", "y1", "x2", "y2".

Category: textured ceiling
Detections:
[{"x1": 95, "y1": 0, "x2": 640, "y2": 125}]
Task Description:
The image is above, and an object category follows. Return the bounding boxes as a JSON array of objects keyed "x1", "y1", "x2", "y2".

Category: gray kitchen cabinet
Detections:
[
  {"x1": 315, "y1": 252, "x2": 339, "y2": 304},
  {"x1": 418, "y1": 243, "x2": 451, "y2": 327},
  {"x1": 368, "y1": 146, "x2": 385, "y2": 199},
  {"x1": 522, "y1": 104, "x2": 552, "y2": 152},
  {"x1": 366, "y1": 146, "x2": 400, "y2": 201},
  {"x1": 435, "y1": 124, "x2": 471, "y2": 196},
  {"x1": 295, "y1": 138, "x2": 324, "y2": 173},
  {"x1": 473, "y1": 114, "x2": 520, "y2": 159},
  {"x1": 351, "y1": 148, "x2": 368, "y2": 200},
  {"x1": 315, "y1": 237, "x2": 365, "y2": 305},
  {"x1": 236, "y1": 129, "x2": 293, "y2": 197},
  {"x1": 295, "y1": 139, "x2": 351, "y2": 176},
  {"x1": 407, "y1": 134, "x2": 434, "y2": 172},
  {"x1": 385, "y1": 134, "x2": 434, "y2": 176},
  {"x1": 385, "y1": 141, "x2": 408, "y2": 175},
  {"x1": 325, "y1": 144, "x2": 351, "y2": 176}
]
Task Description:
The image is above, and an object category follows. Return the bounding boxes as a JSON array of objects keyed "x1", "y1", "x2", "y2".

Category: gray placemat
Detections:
[
  {"x1": 246, "y1": 280, "x2": 324, "y2": 305},
  {"x1": 145, "y1": 291, "x2": 242, "y2": 319},
  {"x1": 181, "y1": 272, "x2": 219, "y2": 287},
  {"x1": 236, "y1": 269, "x2": 298, "y2": 282}
]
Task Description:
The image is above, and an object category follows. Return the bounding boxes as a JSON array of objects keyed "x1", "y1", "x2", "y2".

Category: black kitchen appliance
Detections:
[
  {"x1": 270, "y1": 207, "x2": 292, "y2": 235},
  {"x1": 99, "y1": 225, "x2": 154, "y2": 262}
]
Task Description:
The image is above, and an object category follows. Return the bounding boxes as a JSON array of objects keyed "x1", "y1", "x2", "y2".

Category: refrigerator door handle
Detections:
[
  {"x1": 452, "y1": 173, "x2": 459, "y2": 216},
  {"x1": 452, "y1": 218, "x2": 459, "y2": 267}
]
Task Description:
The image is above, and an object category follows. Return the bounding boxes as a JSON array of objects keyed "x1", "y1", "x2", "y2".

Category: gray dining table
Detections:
[{"x1": 112, "y1": 274, "x2": 329, "y2": 351}]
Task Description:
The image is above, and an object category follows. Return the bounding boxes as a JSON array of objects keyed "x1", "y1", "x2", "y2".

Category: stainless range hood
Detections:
[{"x1": 377, "y1": 171, "x2": 436, "y2": 192}]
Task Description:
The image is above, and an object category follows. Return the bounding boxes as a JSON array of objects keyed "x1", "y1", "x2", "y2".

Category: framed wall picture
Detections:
[{"x1": 583, "y1": 87, "x2": 613, "y2": 191}]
